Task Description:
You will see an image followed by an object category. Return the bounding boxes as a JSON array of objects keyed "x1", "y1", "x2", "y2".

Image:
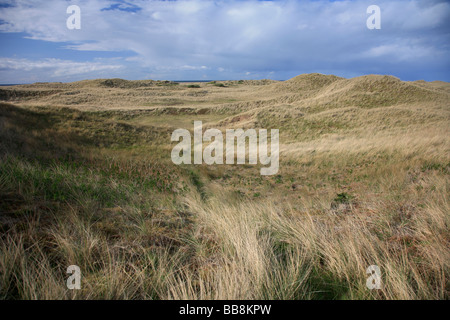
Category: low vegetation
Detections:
[{"x1": 0, "y1": 74, "x2": 448, "y2": 299}]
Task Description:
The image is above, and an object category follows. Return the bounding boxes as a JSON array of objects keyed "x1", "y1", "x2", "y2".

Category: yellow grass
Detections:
[{"x1": 0, "y1": 73, "x2": 449, "y2": 299}]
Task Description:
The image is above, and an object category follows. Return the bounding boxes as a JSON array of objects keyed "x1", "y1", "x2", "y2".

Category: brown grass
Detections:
[{"x1": 0, "y1": 73, "x2": 449, "y2": 299}]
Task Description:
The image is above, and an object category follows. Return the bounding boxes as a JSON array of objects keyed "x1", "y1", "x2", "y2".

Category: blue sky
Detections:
[{"x1": 0, "y1": 0, "x2": 449, "y2": 83}]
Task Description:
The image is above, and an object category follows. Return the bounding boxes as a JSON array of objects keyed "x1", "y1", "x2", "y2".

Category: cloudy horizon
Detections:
[{"x1": 0, "y1": 0, "x2": 449, "y2": 84}]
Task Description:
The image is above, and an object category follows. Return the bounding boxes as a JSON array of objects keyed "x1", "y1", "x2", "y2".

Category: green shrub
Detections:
[{"x1": 334, "y1": 192, "x2": 353, "y2": 204}]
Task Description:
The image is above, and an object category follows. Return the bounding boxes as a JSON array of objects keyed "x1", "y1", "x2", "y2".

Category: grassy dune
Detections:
[{"x1": 0, "y1": 74, "x2": 449, "y2": 299}]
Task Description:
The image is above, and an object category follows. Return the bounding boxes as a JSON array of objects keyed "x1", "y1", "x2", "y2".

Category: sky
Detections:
[{"x1": 0, "y1": 0, "x2": 449, "y2": 83}]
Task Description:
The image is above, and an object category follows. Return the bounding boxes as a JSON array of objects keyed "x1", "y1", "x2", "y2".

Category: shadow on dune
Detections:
[{"x1": 0, "y1": 102, "x2": 87, "y2": 161}]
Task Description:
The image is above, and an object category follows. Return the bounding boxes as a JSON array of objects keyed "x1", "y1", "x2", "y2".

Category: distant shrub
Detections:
[
  {"x1": 187, "y1": 84, "x2": 201, "y2": 88},
  {"x1": 157, "y1": 81, "x2": 179, "y2": 86},
  {"x1": 334, "y1": 192, "x2": 353, "y2": 204},
  {"x1": 214, "y1": 83, "x2": 226, "y2": 87},
  {"x1": 275, "y1": 174, "x2": 282, "y2": 184},
  {"x1": 421, "y1": 162, "x2": 448, "y2": 172}
]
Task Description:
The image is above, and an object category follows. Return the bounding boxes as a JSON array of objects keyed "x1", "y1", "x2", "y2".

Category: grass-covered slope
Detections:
[{"x1": 0, "y1": 74, "x2": 449, "y2": 299}]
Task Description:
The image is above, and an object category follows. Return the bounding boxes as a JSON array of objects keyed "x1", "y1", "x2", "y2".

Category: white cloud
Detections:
[
  {"x1": 0, "y1": 57, "x2": 121, "y2": 79},
  {"x1": 0, "y1": 0, "x2": 449, "y2": 81},
  {"x1": 363, "y1": 43, "x2": 440, "y2": 61}
]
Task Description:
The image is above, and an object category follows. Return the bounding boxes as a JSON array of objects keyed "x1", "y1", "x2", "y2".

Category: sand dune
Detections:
[{"x1": 0, "y1": 73, "x2": 449, "y2": 300}]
